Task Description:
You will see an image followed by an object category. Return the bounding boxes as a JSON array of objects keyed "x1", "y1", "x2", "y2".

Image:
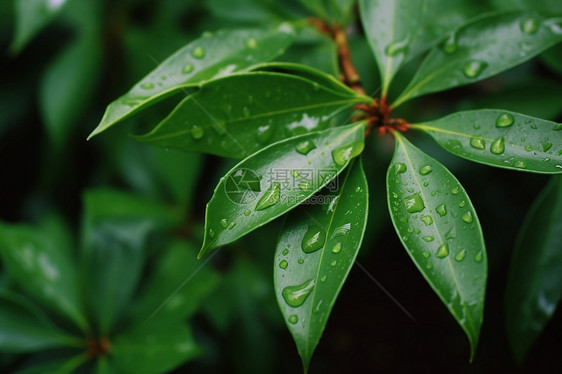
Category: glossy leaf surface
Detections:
[
  {"x1": 0, "y1": 222, "x2": 87, "y2": 331},
  {"x1": 298, "y1": 0, "x2": 356, "y2": 25},
  {"x1": 138, "y1": 72, "x2": 369, "y2": 159},
  {"x1": 10, "y1": 0, "x2": 68, "y2": 53},
  {"x1": 412, "y1": 109, "x2": 562, "y2": 174},
  {"x1": 89, "y1": 24, "x2": 296, "y2": 139},
  {"x1": 505, "y1": 177, "x2": 562, "y2": 362},
  {"x1": 112, "y1": 320, "x2": 200, "y2": 374},
  {"x1": 387, "y1": 133, "x2": 487, "y2": 359},
  {"x1": 81, "y1": 189, "x2": 181, "y2": 335},
  {"x1": 0, "y1": 293, "x2": 79, "y2": 353},
  {"x1": 394, "y1": 12, "x2": 562, "y2": 106},
  {"x1": 274, "y1": 159, "x2": 368, "y2": 371},
  {"x1": 199, "y1": 122, "x2": 366, "y2": 257},
  {"x1": 359, "y1": 0, "x2": 485, "y2": 95}
]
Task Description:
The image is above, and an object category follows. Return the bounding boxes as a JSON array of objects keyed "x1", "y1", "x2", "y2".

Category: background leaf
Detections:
[
  {"x1": 411, "y1": 109, "x2": 562, "y2": 174},
  {"x1": 89, "y1": 24, "x2": 297, "y2": 138},
  {"x1": 274, "y1": 159, "x2": 368, "y2": 371},
  {"x1": 386, "y1": 133, "x2": 487, "y2": 359},
  {"x1": 393, "y1": 12, "x2": 562, "y2": 106},
  {"x1": 199, "y1": 122, "x2": 366, "y2": 257},
  {"x1": 138, "y1": 72, "x2": 369, "y2": 158},
  {"x1": 81, "y1": 189, "x2": 181, "y2": 335},
  {"x1": 298, "y1": 0, "x2": 356, "y2": 25},
  {"x1": 111, "y1": 320, "x2": 200, "y2": 374},
  {"x1": 505, "y1": 176, "x2": 562, "y2": 362}
]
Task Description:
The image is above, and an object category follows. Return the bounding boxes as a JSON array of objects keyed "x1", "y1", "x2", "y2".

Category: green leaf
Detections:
[
  {"x1": 129, "y1": 240, "x2": 220, "y2": 323},
  {"x1": 505, "y1": 177, "x2": 562, "y2": 362},
  {"x1": 542, "y1": 43, "x2": 562, "y2": 76},
  {"x1": 298, "y1": 0, "x2": 356, "y2": 25},
  {"x1": 274, "y1": 159, "x2": 368, "y2": 371},
  {"x1": 411, "y1": 109, "x2": 562, "y2": 174},
  {"x1": 393, "y1": 12, "x2": 562, "y2": 107},
  {"x1": 0, "y1": 292, "x2": 81, "y2": 353},
  {"x1": 10, "y1": 0, "x2": 68, "y2": 54},
  {"x1": 137, "y1": 72, "x2": 369, "y2": 159},
  {"x1": 88, "y1": 24, "x2": 297, "y2": 139},
  {"x1": 81, "y1": 189, "x2": 181, "y2": 335},
  {"x1": 111, "y1": 320, "x2": 201, "y2": 374},
  {"x1": 198, "y1": 122, "x2": 366, "y2": 257},
  {"x1": 359, "y1": 0, "x2": 485, "y2": 96},
  {"x1": 0, "y1": 222, "x2": 87, "y2": 332},
  {"x1": 386, "y1": 132, "x2": 487, "y2": 360}
]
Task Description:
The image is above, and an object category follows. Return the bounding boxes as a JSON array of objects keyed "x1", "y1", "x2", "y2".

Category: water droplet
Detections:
[
  {"x1": 242, "y1": 106, "x2": 251, "y2": 118},
  {"x1": 421, "y1": 215, "x2": 433, "y2": 226},
  {"x1": 296, "y1": 140, "x2": 316, "y2": 155},
  {"x1": 423, "y1": 181, "x2": 429, "y2": 187},
  {"x1": 461, "y1": 211, "x2": 473, "y2": 223},
  {"x1": 191, "y1": 125, "x2": 204, "y2": 139},
  {"x1": 445, "y1": 227, "x2": 456, "y2": 240},
  {"x1": 553, "y1": 123, "x2": 562, "y2": 131},
  {"x1": 474, "y1": 251, "x2": 483, "y2": 263},
  {"x1": 473, "y1": 124, "x2": 481, "y2": 129},
  {"x1": 515, "y1": 160, "x2": 527, "y2": 169},
  {"x1": 245, "y1": 38, "x2": 258, "y2": 49},
  {"x1": 436, "y1": 204, "x2": 447, "y2": 217},
  {"x1": 256, "y1": 125, "x2": 273, "y2": 143},
  {"x1": 384, "y1": 35, "x2": 410, "y2": 57},
  {"x1": 331, "y1": 141, "x2": 364, "y2": 166},
  {"x1": 332, "y1": 223, "x2": 351, "y2": 238},
  {"x1": 298, "y1": 259, "x2": 304, "y2": 264},
  {"x1": 220, "y1": 219, "x2": 228, "y2": 229},
  {"x1": 490, "y1": 136, "x2": 505, "y2": 155},
  {"x1": 463, "y1": 60, "x2": 487, "y2": 78},
  {"x1": 140, "y1": 82, "x2": 154, "y2": 89},
  {"x1": 244, "y1": 209, "x2": 251, "y2": 216},
  {"x1": 182, "y1": 63, "x2": 194, "y2": 74},
  {"x1": 495, "y1": 113, "x2": 514, "y2": 128},
  {"x1": 321, "y1": 275, "x2": 327, "y2": 282},
  {"x1": 451, "y1": 187, "x2": 459, "y2": 195},
  {"x1": 331, "y1": 242, "x2": 342, "y2": 254},
  {"x1": 191, "y1": 46, "x2": 205, "y2": 59},
  {"x1": 282, "y1": 248, "x2": 289, "y2": 255},
  {"x1": 436, "y1": 244, "x2": 449, "y2": 258},
  {"x1": 208, "y1": 229, "x2": 215, "y2": 238},
  {"x1": 404, "y1": 194, "x2": 425, "y2": 213},
  {"x1": 524, "y1": 146, "x2": 533, "y2": 152},
  {"x1": 426, "y1": 262, "x2": 433, "y2": 270},
  {"x1": 459, "y1": 200, "x2": 466, "y2": 208},
  {"x1": 228, "y1": 221, "x2": 236, "y2": 229},
  {"x1": 288, "y1": 314, "x2": 298, "y2": 324},
  {"x1": 279, "y1": 260, "x2": 288, "y2": 269},
  {"x1": 455, "y1": 249, "x2": 466, "y2": 262},
  {"x1": 290, "y1": 170, "x2": 300, "y2": 178},
  {"x1": 422, "y1": 251, "x2": 430, "y2": 258},
  {"x1": 540, "y1": 142, "x2": 553, "y2": 152},
  {"x1": 301, "y1": 225, "x2": 326, "y2": 254},
  {"x1": 470, "y1": 137, "x2": 486, "y2": 149},
  {"x1": 520, "y1": 17, "x2": 539, "y2": 34},
  {"x1": 255, "y1": 182, "x2": 281, "y2": 211},
  {"x1": 282, "y1": 279, "x2": 315, "y2": 307},
  {"x1": 330, "y1": 260, "x2": 337, "y2": 267},
  {"x1": 419, "y1": 165, "x2": 433, "y2": 175},
  {"x1": 443, "y1": 31, "x2": 457, "y2": 54},
  {"x1": 394, "y1": 163, "x2": 407, "y2": 174},
  {"x1": 298, "y1": 180, "x2": 311, "y2": 191},
  {"x1": 422, "y1": 236, "x2": 434, "y2": 242},
  {"x1": 530, "y1": 124, "x2": 537, "y2": 129}
]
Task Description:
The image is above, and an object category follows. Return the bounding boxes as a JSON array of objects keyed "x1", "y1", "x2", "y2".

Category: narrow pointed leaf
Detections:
[
  {"x1": 112, "y1": 320, "x2": 200, "y2": 374},
  {"x1": 505, "y1": 177, "x2": 562, "y2": 362},
  {"x1": 137, "y1": 72, "x2": 369, "y2": 159},
  {"x1": 411, "y1": 109, "x2": 562, "y2": 174},
  {"x1": 0, "y1": 292, "x2": 80, "y2": 353},
  {"x1": 0, "y1": 222, "x2": 87, "y2": 332},
  {"x1": 359, "y1": 0, "x2": 485, "y2": 95},
  {"x1": 88, "y1": 24, "x2": 296, "y2": 139},
  {"x1": 10, "y1": 0, "x2": 68, "y2": 54},
  {"x1": 394, "y1": 12, "x2": 562, "y2": 106},
  {"x1": 274, "y1": 159, "x2": 368, "y2": 371},
  {"x1": 199, "y1": 122, "x2": 366, "y2": 257},
  {"x1": 386, "y1": 133, "x2": 487, "y2": 360}
]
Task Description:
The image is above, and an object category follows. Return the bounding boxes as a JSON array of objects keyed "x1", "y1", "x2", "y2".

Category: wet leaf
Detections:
[
  {"x1": 411, "y1": 109, "x2": 562, "y2": 174},
  {"x1": 298, "y1": 0, "x2": 356, "y2": 25},
  {"x1": 274, "y1": 159, "x2": 368, "y2": 371},
  {"x1": 505, "y1": 177, "x2": 562, "y2": 362},
  {"x1": 137, "y1": 72, "x2": 369, "y2": 159},
  {"x1": 89, "y1": 25, "x2": 296, "y2": 139},
  {"x1": 199, "y1": 122, "x2": 366, "y2": 257},
  {"x1": 394, "y1": 12, "x2": 562, "y2": 106},
  {"x1": 386, "y1": 133, "x2": 487, "y2": 360}
]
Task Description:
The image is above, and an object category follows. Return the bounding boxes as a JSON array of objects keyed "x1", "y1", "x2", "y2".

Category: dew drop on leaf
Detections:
[
  {"x1": 461, "y1": 211, "x2": 473, "y2": 223},
  {"x1": 454, "y1": 249, "x2": 467, "y2": 262},
  {"x1": 290, "y1": 170, "x2": 300, "y2": 178},
  {"x1": 288, "y1": 315, "x2": 298, "y2": 324},
  {"x1": 320, "y1": 275, "x2": 327, "y2": 282},
  {"x1": 540, "y1": 142, "x2": 553, "y2": 152},
  {"x1": 515, "y1": 160, "x2": 527, "y2": 169},
  {"x1": 553, "y1": 123, "x2": 562, "y2": 131},
  {"x1": 436, "y1": 204, "x2": 447, "y2": 217},
  {"x1": 384, "y1": 35, "x2": 410, "y2": 56},
  {"x1": 299, "y1": 181, "x2": 311, "y2": 191},
  {"x1": 331, "y1": 142, "x2": 363, "y2": 166},
  {"x1": 422, "y1": 251, "x2": 430, "y2": 258},
  {"x1": 242, "y1": 106, "x2": 251, "y2": 118},
  {"x1": 282, "y1": 279, "x2": 315, "y2": 307},
  {"x1": 451, "y1": 187, "x2": 459, "y2": 195},
  {"x1": 474, "y1": 251, "x2": 483, "y2": 263},
  {"x1": 279, "y1": 260, "x2": 288, "y2": 269},
  {"x1": 404, "y1": 194, "x2": 425, "y2": 213},
  {"x1": 420, "y1": 215, "x2": 433, "y2": 226},
  {"x1": 182, "y1": 63, "x2": 194, "y2": 74},
  {"x1": 191, "y1": 46, "x2": 205, "y2": 59},
  {"x1": 244, "y1": 209, "x2": 251, "y2": 216},
  {"x1": 332, "y1": 223, "x2": 351, "y2": 238},
  {"x1": 330, "y1": 260, "x2": 337, "y2": 267},
  {"x1": 436, "y1": 244, "x2": 449, "y2": 258},
  {"x1": 470, "y1": 137, "x2": 486, "y2": 149},
  {"x1": 191, "y1": 125, "x2": 204, "y2": 139},
  {"x1": 462, "y1": 60, "x2": 487, "y2": 78},
  {"x1": 140, "y1": 82, "x2": 154, "y2": 89},
  {"x1": 490, "y1": 136, "x2": 505, "y2": 155},
  {"x1": 245, "y1": 38, "x2": 258, "y2": 49},
  {"x1": 256, "y1": 125, "x2": 273, "y2": 143},
  {"x1": 445, "y1": 227, "x2": 456, "y2": 240},
  {"x1": 220, "y1": 219, "x2": 228, "y2": 229},
  {"x1": 208, "y1": 229, "x2": 215, "y2": 238},
  {"x1": 442, "y1": 31, "x2": 457, "y2": 54},
  {"x1": 301, "y1": 225, "x2": 326, "y2": 254},
  {"x1": 419, "y1": 165, "x2": 433, "y2": 175},
  {"x1": 495, "y1": 113, "x2": 514, "y2": 128},
  {"x1": 255, "y1": 182, "x2": 281, "y2": 211},
  {"x1": 331, "y1": 242, "x2": 342, "y2": 254},
  {"x1": 295, "y1": 140, "x2": 316, "y2": 155},
  {"x1": 422, "y1": 236, "x2": 434, "y2": 242},
  {"x1": 520, "y1": 17, "x2": 539, "y2": 34},
  {"x1": 298, "y1": 259, "x2": 304, "y2": 264},
  {"x1": 282, "y1": 248, "x2": 289, "y2": 255}
]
